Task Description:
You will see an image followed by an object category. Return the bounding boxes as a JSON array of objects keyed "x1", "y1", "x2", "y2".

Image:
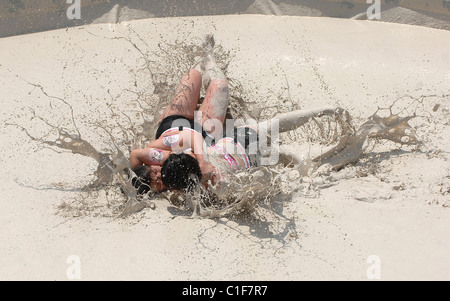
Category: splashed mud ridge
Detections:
[{"x1": 6, "y1": 31, "x2": 445, "y2": 220}]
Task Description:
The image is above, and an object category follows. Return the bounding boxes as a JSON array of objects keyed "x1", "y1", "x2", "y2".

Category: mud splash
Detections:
[
  {"x1": 7, "y1": 32, "x2": 438, "y2": 219},
  {"x1": 177, "y1": 104, "x2": 423, "y2": 219}
]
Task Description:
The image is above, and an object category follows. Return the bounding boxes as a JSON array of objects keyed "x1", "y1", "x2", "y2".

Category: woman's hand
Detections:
[
  {"x1": 199, "y1": 161, "x2": 213, "y2": 177},
  {"x1": 198, "y1": 161, "x2": 216, "y2": 187}
]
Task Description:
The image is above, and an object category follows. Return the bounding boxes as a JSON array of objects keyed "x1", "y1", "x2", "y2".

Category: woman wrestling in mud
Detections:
[
  {"x1": 130, "y1": 34, "x2": 234, "y2": 193},
  {"x1": 130, "y1": 34, "x2": 266, "y2": 195},
  {"x1": 129, "y1": 35, "x2": 350, "y2": 195}
]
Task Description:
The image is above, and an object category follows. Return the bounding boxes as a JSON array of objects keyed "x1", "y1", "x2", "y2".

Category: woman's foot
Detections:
[
  {"x1": 193, "y1": 35, "x2": 214, "y2": 74},
  {"x1": 202, "y1": 34, "x2": 215, "y2": 54},
  {"x1": 201, "y1": 34, "x2": 221, "y2": 89}
]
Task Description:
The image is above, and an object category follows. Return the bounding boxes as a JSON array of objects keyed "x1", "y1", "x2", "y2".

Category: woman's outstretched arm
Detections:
[{"x1": 130, "y1": 148, "x2": 171, "y2": 169}]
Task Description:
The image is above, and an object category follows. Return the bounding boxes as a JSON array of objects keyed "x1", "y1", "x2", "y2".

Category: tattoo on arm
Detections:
[
  {"x1": 163, "y1": 134, "x2": 180, "y2": 147},
  {"x1": 149, "y1": 149, "x2": 163, "y2": 164}
]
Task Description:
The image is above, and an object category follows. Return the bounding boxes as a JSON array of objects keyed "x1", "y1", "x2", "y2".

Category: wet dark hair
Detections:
[
  {"x1": 161, "y1": 153, "x2": 202, "y2": 191},
  {"x1": 131, "y1": 165, "x2": 152, "y2": 195}
]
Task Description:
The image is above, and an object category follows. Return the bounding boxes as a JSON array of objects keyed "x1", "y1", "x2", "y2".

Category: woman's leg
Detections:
[
  {"x1": 255, "y1": 107, "x2": 348, "y2": 134},
  {"x1": 158, "y1": 69, "x2": 202, "y2": 123},
  {"x1": 197, "y1": 35, "x2": 229, "y2": 140},
  {"x1": 253, "y1": 107, "x2": 349, "y2": 166}
]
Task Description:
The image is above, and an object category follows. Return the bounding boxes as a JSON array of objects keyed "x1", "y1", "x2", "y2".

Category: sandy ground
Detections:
[{"x1": 0, "y1": 15, "x2": 449, "y2": 280}]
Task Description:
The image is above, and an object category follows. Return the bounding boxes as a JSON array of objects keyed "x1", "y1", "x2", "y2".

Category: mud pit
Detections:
[
  {"x1": 1, "y1": 16, "x2": 449, "y2": 280},
  {"x1": 6, "y1": 38, "x2": 426, "y2": 220}
]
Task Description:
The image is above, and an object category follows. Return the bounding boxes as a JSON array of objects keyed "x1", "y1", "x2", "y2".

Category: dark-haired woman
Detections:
[{"x1": 130, "y1": 35, "x2": 227, "y2": 192}]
